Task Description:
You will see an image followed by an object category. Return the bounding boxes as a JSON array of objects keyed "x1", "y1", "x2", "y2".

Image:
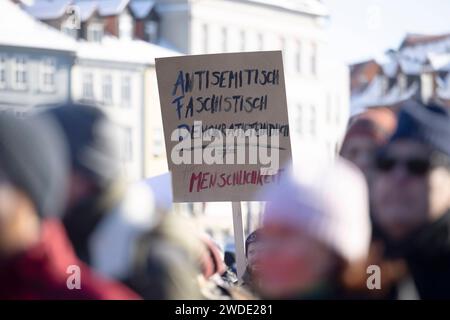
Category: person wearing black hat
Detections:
[
  {"x1": 371, "y1": 100, "x2": 450, "y2": 299},
  {"x1": 0, "y1": 113, "x2": 139, "y2": 299}
]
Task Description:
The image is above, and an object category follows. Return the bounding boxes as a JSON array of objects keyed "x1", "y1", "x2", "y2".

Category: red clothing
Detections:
[{"x1": 0, "y1": 219, "x2": 141, "y2": 300}]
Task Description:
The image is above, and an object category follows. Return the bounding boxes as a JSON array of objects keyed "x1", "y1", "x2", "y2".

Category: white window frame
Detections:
[
  {"x1": 12, "y1": 55, "x2": 28, "y2": 90},
  {"x1": 87, "y1": 22, "x2": 104, "y2": 42},
  {"x1": 122, "y1": 127, "x2": 133, "y2": 162},
  {"x1": 296, "y1": 41, "x2": 302, "y2": 74},
  {"x1": 121, "y1": 75, "x2": 131, "y2": 107},
  {"x1": 296, "y1": 104, "x2": 302, "y2": 135},
  {"x1": 82, "y1": 72, "x2": 94, "y2": 100},
  {"x1": 145, "y1": 20, "x2": 159, "y2": 43},
  {"x1": 102, "y1": 74, "x2": 113, "y2": 105},
  {"x1": 221, "y1": 27, "x2": 228, "y2": 52},
  {"x1": 310, "y1": 43, "x2": 317, "y2": 76},
  {"x1": 202, "y1": 24, "x2": 209, "y2": 53},
  {"x1": 280, "y1": 37, "x2": 286, "y2": 67},
  {"x1": 239, "y1": 30, "x2": 246, "y2": 52},
  {"x1": 257, "y1": 33, "x2": 264, "y2": 51},
  {"x1": 0, "y1": 55, "x2": 7, "y2": 89},
  {"x1": 40, "y1": 58, "x2": 56, "y2": 93},
  {"x1": 153, "y1": 127, "x2": 164, "y2": 157},
  {"x1": 119, "y1": 11, "x2": 133, "y2": 40},
  {"x1": 309, "y1": 104, "x2": 316, "y2": 136}
]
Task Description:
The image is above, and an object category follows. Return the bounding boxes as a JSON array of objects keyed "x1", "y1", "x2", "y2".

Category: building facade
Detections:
[
  {"x1": 23, "y1": 0, "x2": 177, "y2": 180},
  {"x1": 0, "y1": 1, "x2": 75, "y2": 115},
  {"x1": 351, "y1": 33, "x2": 450, "y2": 115}
]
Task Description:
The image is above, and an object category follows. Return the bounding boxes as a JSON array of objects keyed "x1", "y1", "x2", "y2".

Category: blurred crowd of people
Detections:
[{"x1": 1, "y1": 98, "x2": 450, "y2": 300}]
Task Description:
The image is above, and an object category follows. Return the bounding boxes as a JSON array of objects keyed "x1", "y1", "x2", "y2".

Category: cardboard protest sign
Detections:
[{"x1": 156, "y1": 51, "x2": 291, "y2": 202}]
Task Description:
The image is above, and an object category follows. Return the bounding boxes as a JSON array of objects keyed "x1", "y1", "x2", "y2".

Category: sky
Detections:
[{"x1": 322, "y1": 0, "x2": 450, "y2": 64}]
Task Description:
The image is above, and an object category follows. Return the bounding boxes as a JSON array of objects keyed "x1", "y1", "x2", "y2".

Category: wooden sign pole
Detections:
[{"x1": 232, "y1": 202, "x2": 246, "y2": 283}]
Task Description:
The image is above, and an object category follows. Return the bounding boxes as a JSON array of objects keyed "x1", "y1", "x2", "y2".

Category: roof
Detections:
[
  {"x1": 24, "y1": 0, "x2": 131, "y2": 20},
  {"x1": 93, "y1": 0, "x2": 129, "y2": 16},
  {"x1": 76, "y1": 36, "x2": 179, "y2": 65},
  {"x1": 350, "y1": 59, "x2": 381, "y2": 94},
  {"x1": 351, "y1": 75, "x2": 418, "y2": 115},
  {"x1": 242, "y1": 0, "x2": 329, "y2": 16},
  {"x1": 399, "y1": 33, "x2": 450, "y2": 49},
  {"x1": 23, "y1": 0, "x2": 70, "y2": 20},
  {"x1": 75, "y1": 1, "x2": 98, "y2": 22},
  {"x1": 428, "y1": 52, "x2": 450, "y2": 72},
  {"x1": 0, "y1": 1, "x2": 76, "y2": 52},
  {"x1": 129, "y1": 0, "x2": 156, "y2": 19}
]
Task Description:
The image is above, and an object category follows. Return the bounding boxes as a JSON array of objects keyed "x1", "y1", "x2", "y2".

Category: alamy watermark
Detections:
[
  {"x1": 170, "y1": 121, "x2": 282, "y2": 175},
  {"x1": 66, "y1": 265, "x2": 81, "y2": 290}
]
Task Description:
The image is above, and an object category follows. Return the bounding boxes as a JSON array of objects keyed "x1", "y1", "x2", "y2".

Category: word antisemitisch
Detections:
[
  {"x1": 172, "y1": 69, "x2": 280, "y2": 95},
  {"x1": 189, "y1": 169, "x2": 285, "y2": 193},
  {"x1": 172, "y1": 94, "x2": 268, "y2": 120}
]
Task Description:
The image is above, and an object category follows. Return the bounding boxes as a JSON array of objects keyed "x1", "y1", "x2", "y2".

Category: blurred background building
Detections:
[
  {"x1": 351, "y1": 33, "x2": 450, "y2": 115},
  {"x1": 2, "y1": 0, "x2": 350, "y2": 243},
  {"x1": 0, "y1": 1, "x2": 75, "y2": 116}
]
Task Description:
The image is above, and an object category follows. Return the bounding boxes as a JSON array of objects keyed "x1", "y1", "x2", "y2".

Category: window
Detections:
[
  {"x1": 296, "y1": 104, "x2": 303, "y2": 135},
  {"x1": 202, "y1": 24, "x2": 209, "y2": 53},
  {"x1": 12, "y1": 56, "x2": 27, "y2": 90},
  {"x1": 82, "y1": 72, "x2": 94, "y2": 99},
  {"x1": 221, "y1": 27, "x2": 228, "y2": 52},
  {"x1": 257, "y1": 33, "x2": 264, "y2": 51},
  {"x1": 326, "y1": 93, "x2": 331, "y2": 124},
  {"x1": 280, "y1": 37, "x2": 286, "y2": 62},
  {"x1": 296, "y1": 42, "x2": 302, "y2": 73},
  {"x1": 62, "y1": 16, "x2": 78, "y2": 39},
  {"x1": 240, "y1": 30, "x2": 246, "y2": 52},
  {"x1": 102, "y1": 74, "x2": 113, "y2": 104},
  {"x1": 119, "y1": 12, "x2": 133, "y2": 40},
  {"x1": 121, "y1": 76, "x2": 131, "y2": 106},
  {"x1": 40, "y1": 58, "x2": 56, "y2": 92},
  {"x1": 335, "y1": 95, "x2": 340, "y2": 125},
  {"x1": 309, "y1": 105, "x2": 316, "y2": 136},
  {"x1": 153, "y1": 127, "x2": 164, "y2": 157},
  {"x1": 398, "y1": 73, "x2": 407, "y2": 93},
  {"x1": 62, "y1": 25, "x2": 78, "y2": 39},
  {"x1": 87, "y1": 22, "x2": 103, "y2": 42},
  {"x1": 123, "y1": 127, "x2": 133, "y2": 161},
  {"x1": 0, "y1": 55, "x2": 6, "y2": 89},
  {"x1": 310, "y1": 43, "x2": 317, "y2": 75},
  {"x1": 145, "y1": 20, "x2": 159, "y2": 43}
]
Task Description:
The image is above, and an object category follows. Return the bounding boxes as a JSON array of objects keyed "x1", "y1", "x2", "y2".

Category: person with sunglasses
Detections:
[{"x1": 371, "y1": 100, "x2": 450, "y2": 299}]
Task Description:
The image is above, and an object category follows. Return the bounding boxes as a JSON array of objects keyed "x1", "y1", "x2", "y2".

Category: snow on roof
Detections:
[
  {"x1": 351, "y1": 75, "x2": 418, "y2": 115},
  {"x1": 244, "y1": 0, "x2": 329, "y2": 16},
  {"x1": 76, "y1": 36, "x2": 179, "y2": 65},
  {"x1": 379, "y1": 58, "x2": 398, "y2": 78},
  {"x1": 398, "y1": 58, "x2": 423, "y2": 75},
  {"x1": 400, "y1": 33, "x2": 450, "y2": 49},
  {"x1": 25, "y1": 0, "x2": 130, "y2": 20},
  {"x1": 129, "y1": 0, "x2": 155, "y2": 19},
  {"x1": 75, "y1": 1, "x2": 98, "y2": 22},
  {"x1": 23, "y1": 0, "x2": 70, "y2": 20},
  {"x1": 93, "y1": 0, "x2": 129, "y2": 16},
  {"x1": 0, "y1": 1, "x2": 76, "y2": 52},
  {"x1": 428, "y1": 52, "x2": 450, "y2": 72}
]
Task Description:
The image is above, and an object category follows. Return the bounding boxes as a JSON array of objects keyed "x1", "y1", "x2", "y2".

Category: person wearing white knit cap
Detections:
[{"x1": 257, "y1": 155, "x2": 372, "y2": 299}]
